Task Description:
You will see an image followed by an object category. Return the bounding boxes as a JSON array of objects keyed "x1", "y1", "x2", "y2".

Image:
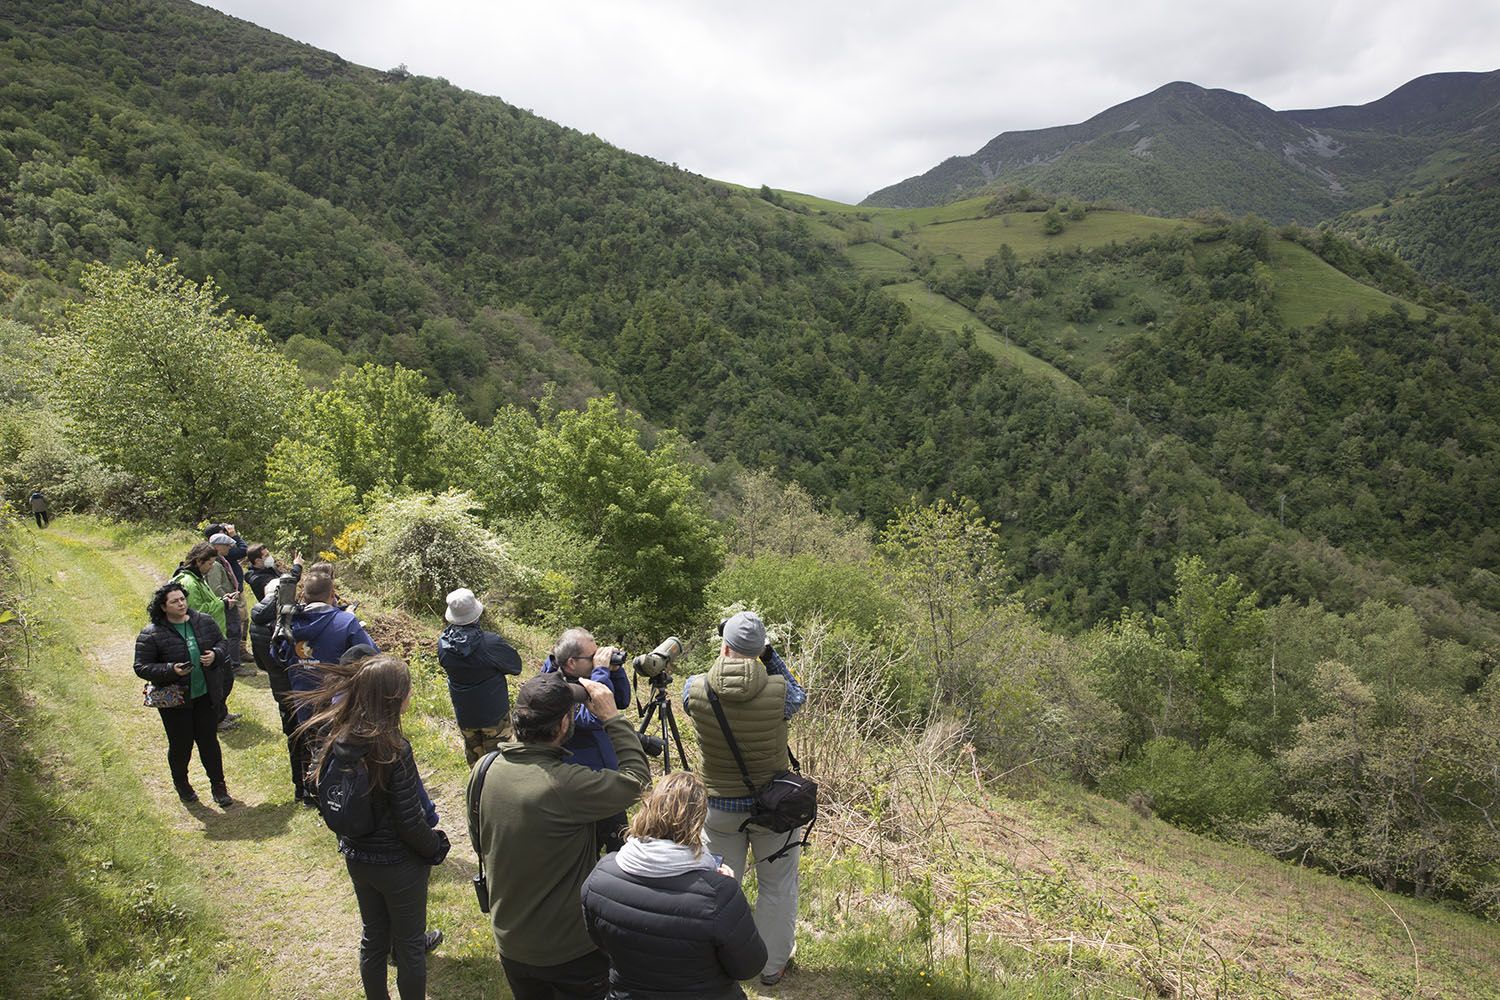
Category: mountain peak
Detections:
[{"x1": 861, "y1": 71, "x2": 1499, "y2": 217}]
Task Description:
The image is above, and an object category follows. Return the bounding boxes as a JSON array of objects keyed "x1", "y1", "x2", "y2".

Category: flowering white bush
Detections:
[{"x1": 356, "y1": 490, "x2": 513, "y2": 612}]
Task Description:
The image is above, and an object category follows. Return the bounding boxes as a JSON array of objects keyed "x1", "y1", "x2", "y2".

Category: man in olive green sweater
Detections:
[{"x1": 468, "y1": 672, "x2": 649, "y2": 999}]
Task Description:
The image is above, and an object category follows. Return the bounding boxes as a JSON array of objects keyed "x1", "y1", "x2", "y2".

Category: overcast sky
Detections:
[{"x1": 204, "y1": 0, "x2": 1500, "y2": 204}]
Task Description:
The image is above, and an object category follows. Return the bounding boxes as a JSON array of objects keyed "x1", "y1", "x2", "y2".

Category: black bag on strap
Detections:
[
  {"x1": 705, "y1": 683, "x2": 816, "y2": 862},
  {"x1": 467, "y1": 749, "x2": 501, "y2": 912}
]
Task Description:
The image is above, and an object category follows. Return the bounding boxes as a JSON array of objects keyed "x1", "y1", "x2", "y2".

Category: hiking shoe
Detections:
[
  {"x1": 175, "y1": 784, "x2": 198, "y2": 803},
  {"x1": 211, "y1": 784, "x2": 233, "y2": 807},
  {"x1": 234, "y1": 665, "x2": 256, "y2": 678},
  {"x1": 216, "y1": 717, "x2": 239, "y2": 732},
  {"x1": 389, "y1": 930, "x2": 443, "y2": 965},
  {"x1": 760, "y1": 959, "x2": 793, "y2": 986},
  {"x1": 225, "y1": 712, "x2": 243, "y2": 721}
]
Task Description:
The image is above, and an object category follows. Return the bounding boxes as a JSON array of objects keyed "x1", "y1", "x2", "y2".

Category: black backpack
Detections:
[{"x1": 318, "y1": 747, "x2": 376, "y2": 838}]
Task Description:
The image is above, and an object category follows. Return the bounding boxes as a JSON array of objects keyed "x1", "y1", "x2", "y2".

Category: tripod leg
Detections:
[{"x1": 662, "y1": 703, "x2": 690, "y2": 773}]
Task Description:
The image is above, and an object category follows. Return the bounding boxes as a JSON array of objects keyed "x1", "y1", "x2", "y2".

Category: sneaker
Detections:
[
  {"x1": 225, "y1": 712, "x2": 243, "y2": 721},
  {"x1": 175, "y1": 784, "x2": 198, "y2": 803},
  {"x1": 216, "y1": 717, "x2": 239, "y2": 732},
  {"x1": 211, "y1": 784, "x2": 233, "y2": 807},
  {"x1": 760, "y1": 959, "x2": 793, "y2": 986},
  {"x1": 389, "y1": 930, "x2": 443, "y2": 966},
  {"x1": 234, "y1": 665, "x2": 256, "y2": 678}
]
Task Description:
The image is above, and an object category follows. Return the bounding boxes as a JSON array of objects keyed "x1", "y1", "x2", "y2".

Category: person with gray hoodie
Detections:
[{"x1": 436, "y1": 588, "x2": 523, "y2": 766}]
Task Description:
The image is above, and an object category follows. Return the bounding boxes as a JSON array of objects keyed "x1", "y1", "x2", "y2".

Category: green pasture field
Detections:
[
  {"x1": 1269, "y1": 239, "x2": 1428, "y2": 328},
  {"x1": 908, "y1": 210, "x2": 1190, "y2": 263},
  {"x1": 844, "y1": 241, "x2": 916, "y2": 282},
  {"x1": 883, "y1": 280, "x2": 1080, "y2": 391}
]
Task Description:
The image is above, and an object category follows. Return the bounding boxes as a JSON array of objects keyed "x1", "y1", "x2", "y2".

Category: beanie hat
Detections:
[
  {"x1": 444, "y1": 588, "x2": 483, "y2": 626},
  {"x1": 722, "y1": 610, "x2": 767, "y2": 657}
]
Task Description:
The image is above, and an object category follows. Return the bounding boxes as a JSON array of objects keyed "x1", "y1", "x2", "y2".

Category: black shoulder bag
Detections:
[
  {"x1": 705, "y1": 683, "x2": 816, "y2": 864},
  {"x1": 467, "y1": 749, "x2": 501, "y2": 912}
]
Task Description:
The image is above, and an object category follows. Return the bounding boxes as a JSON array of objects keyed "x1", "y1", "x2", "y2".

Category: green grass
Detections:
[
  {"x1": 1269, "y1": 239, "x2": 1428, "y2": 328},
  {"x1": 883, "y1": 281, "x2": 1080, "y2": 391},
  {"x1": 911, "y1": 211, "x2": 1190, "y2": 264},
  {"x1": 845, "y1": 241, "x2": 916, "y2": 282}
]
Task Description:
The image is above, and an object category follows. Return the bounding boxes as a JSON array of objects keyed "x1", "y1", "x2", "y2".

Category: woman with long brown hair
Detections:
[
  {"x1": 581, "y1": 771, "x2": 766, "y2": 999},
  {"x1": 295, "y1": 654, "x2": 450, "y2": 1000}
]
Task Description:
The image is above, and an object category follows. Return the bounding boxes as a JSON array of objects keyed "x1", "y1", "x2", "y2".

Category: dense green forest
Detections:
[
  {"x1": 4, "y1": 0, "x2": 1497, "y2": 644},
  {"x1": 1333, "y1": 156, "x2": 1500, "y2": 310},
  {"x1": 0, "y1": 0, "x2": 1497, "y2": 935}
]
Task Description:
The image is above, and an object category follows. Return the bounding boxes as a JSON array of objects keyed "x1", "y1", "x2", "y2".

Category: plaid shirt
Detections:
[{"x1": 683, "y1": 647, "x2": 806, "y2": 812}]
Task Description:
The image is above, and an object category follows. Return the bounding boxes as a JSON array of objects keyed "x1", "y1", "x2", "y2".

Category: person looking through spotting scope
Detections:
[
  {"x1": 467, "y1": 672, "x2": 648, "y2": 1000},
  {"x1": 682, "y1": 610, "x2": 807, "y2": 987},
  {"x1": 540, "y1": 627, "x2": 633, "y2": 853}
]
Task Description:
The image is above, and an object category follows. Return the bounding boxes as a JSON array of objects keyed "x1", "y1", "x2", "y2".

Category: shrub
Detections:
[
  {"x1": 708, "y1": 553, "x2": 894, "y2": 639},
  {"x1": 355, "y1": 490, "x2": 512, "y2": 612},
  {"x1": 1100, "y1": 737, "x2": 1275, "y2": 831},
  {"x1": 494, "y1": 513, "x2": 601, "y2": 630}
]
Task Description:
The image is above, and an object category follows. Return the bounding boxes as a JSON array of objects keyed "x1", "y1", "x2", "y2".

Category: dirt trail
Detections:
[{"x1": 33, "y1": 527, "x2": 365, "y2": 999}]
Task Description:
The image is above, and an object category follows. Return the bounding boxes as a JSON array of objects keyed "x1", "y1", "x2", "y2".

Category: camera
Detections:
[
  {"x1": 639, "y1": 733, "x2": 665, "y2": 757},
  {"x1": 631, "y1": 637, "x2": 682, "y2": 680}
]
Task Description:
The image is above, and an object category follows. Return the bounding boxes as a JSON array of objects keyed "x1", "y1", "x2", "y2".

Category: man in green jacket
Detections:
[{"x1": 468, "y1": 672, "x2": 649, "y2": 999}]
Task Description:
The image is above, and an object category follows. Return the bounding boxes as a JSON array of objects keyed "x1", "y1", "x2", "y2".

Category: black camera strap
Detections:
[{"x1": 467, "y1": 749, "x2": 501, "y2": 912}]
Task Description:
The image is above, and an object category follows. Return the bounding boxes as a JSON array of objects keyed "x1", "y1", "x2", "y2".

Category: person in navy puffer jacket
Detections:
[
  {"x1": 436, "y1": 588, "x2": 523, "y2": 766},
  {"x1": 581, "y1": 771, "x2": 766, "y2": 1000}
]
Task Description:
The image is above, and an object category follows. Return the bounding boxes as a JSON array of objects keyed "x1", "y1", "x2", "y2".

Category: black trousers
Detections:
[
  {"x1": 33, "y1": 510, "x2": 49, "y2": 528},
  {"x1": 266, "y1": 668, "x2": 309, "y2": 797},
  {"x1": 157, "y1": 693, "x2": 224, "y2": 788},
  {"x1": 345, "y1": 857, "x2": 431, "y2": 1000},
  {"x1": 501, "y1": 950, "x2": 610, "y2": 1000}
]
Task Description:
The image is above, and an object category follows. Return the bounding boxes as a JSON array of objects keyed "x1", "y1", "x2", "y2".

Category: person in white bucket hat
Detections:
[{"x1": 437, "y1": 588, "x2": 523, "y2": 766}]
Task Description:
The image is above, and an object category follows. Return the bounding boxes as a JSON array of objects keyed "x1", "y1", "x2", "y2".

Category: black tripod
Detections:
[{"x1": 637, "y1": 673, "x2": 689, "y2": 774}]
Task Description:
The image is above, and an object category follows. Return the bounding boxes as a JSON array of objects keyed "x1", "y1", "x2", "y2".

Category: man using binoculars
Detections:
[
  {"x1": 540, "y1": 627, "x2": 634, "y2": 852},
  {"x1": 682, "y1": 610, "x2": 807, "y2": 988}
]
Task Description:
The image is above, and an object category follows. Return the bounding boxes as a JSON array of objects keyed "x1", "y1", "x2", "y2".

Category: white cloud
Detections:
[{"x1": 205, "y1": 0, "x2": 1500, "y2": 203}]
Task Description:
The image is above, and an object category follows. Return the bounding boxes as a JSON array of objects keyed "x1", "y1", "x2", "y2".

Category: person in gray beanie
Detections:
[
  {"x1": 681, "y1": 609, "x2": 807, "y2": 987},
  {"x1": 436, "y1": 588, "x2": 523, "y2": 766}
]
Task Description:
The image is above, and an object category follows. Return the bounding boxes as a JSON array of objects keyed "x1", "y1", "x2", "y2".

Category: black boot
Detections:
[
  {"x1": 210, "y1": 783, "x2": 233, "y2": 807},
  {"x1": 175, "y1": 782, "x2": 198, "y2": 803}
]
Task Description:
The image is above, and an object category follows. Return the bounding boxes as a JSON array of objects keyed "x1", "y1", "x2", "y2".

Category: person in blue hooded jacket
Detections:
[
  {"x1": 541, "y1": 626, "x2": 632, "y2": 852},
  {"x1": 436, "y1": 588, "x2": 523, "y2": 766}
]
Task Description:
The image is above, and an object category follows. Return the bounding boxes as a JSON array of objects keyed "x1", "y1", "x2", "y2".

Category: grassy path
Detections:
[{"x1": 0, "y1": 520, "x2": 797, "y2": 1000}]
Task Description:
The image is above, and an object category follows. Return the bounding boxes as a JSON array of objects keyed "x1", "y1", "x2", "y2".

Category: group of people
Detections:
[{"x1": 134, "y1": 524, "x2": 808, "y2": 1000}]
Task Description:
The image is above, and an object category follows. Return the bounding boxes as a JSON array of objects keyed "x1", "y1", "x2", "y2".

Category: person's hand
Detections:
[
  {"x1": 579, "y1": 678, "x2": 618, "y2": 721},
  {"x1": 717, "y1": 863, "x2": 735, "y2": 878},
  {"x1": 173, "y1": 662, "x2": 192, "y2": 676},
  {"x1": 225, "y1": 523, "x2": 237, "y2": 536},
  {"x1": 223, "y1": 591, "x2": 238, "y2": 604},
  {"x1": 292, "y1": 551, "x2": 303, "y2": 568},
  {"x1": 593, "y1": 645, "x2": 622, "y2": 670},
  {"x1": 200, "y1": 650, "x2": 216, "y2": 667}
]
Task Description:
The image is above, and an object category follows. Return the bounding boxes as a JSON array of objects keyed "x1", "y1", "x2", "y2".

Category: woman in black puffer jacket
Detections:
[
  {"x1": 294, "y1": 654, "x2": 450, "y2": 1000},
  {"x1": 582, "y1": 771, "x2": 766, "y2": 1000},
  {"x1": 134, "y1": 581, "x2": 232, "y2": 806}
]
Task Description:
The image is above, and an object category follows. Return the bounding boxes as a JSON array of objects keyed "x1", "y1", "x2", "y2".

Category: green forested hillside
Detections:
[
  {"x1": 1333, "y1": 156, "x2": 1500, "y2": 309},
  {"x1": 1, "y1": 4, "x2": 1498, "y2": 989},
  {"x1": 3, "y1": 0, "x2": 1498, "y2": 642}
]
